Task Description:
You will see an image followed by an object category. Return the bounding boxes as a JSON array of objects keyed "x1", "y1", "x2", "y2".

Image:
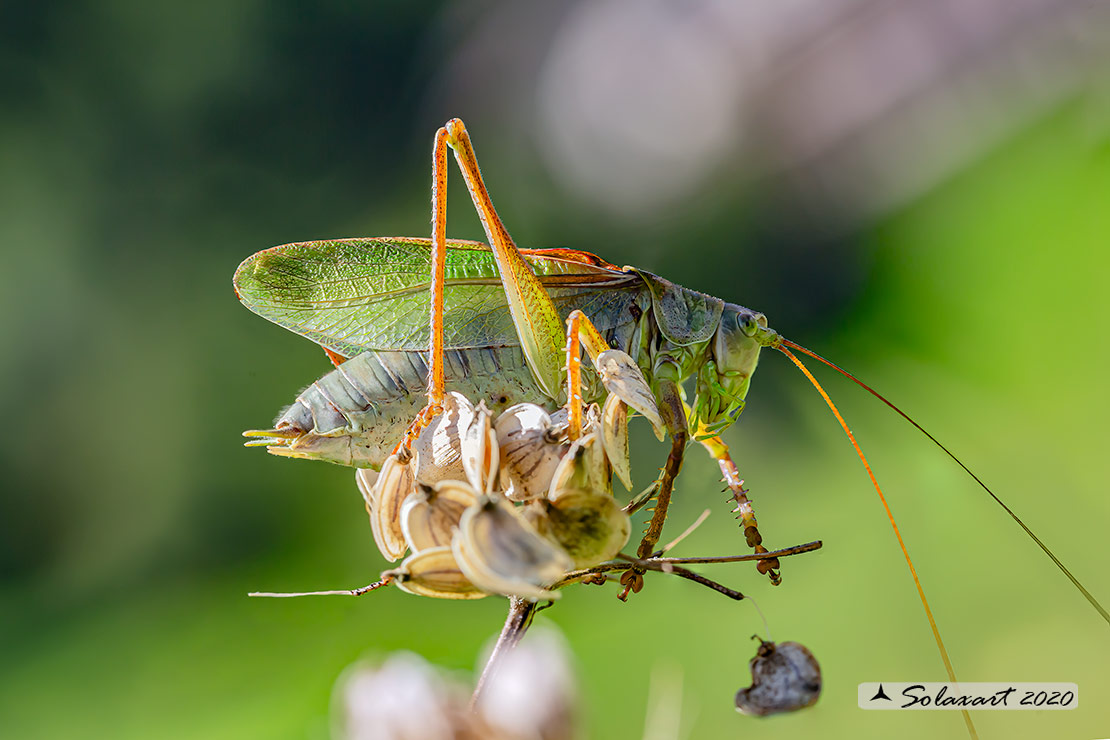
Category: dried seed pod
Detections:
[
  {"x1": 355, "y1": 468, "x2": 379, "y2": 508},
  {"x1": 548, "y1": 431, "x2": 609, "y2": 500},
  {"x1": 600, "y1": 395, "x2": 632, "y2": 490},
  {"x1": 461, "y1": 401, "x2": 499, "y2": 493},
  {"x1": 400, "y1": 480, "x2": 479, "y2": 553},
  {"x1": 594, "y1": 349, "x2": 664, "y2": 440},
  {"x1": 734, "y1": 638, "x2": 822, "y2": 716},
  {"x1": 411, "y1": 392, "x2": 474, "y2": 485},
  {"x1": 368, "y1": 453, "x2": 414, "y2": 562},
  {"x1": 453, "y1": 496, "x2": 573, "y2": 601},
  {"x1": 385, "y1": 546, "x2": 487, "y2": 600},
  {"x1": 526, "y1": 490, "x2": 630, "y2": 569},
  {"x1": 495, "y1": 403, "x2": 569, "y2": 502}
]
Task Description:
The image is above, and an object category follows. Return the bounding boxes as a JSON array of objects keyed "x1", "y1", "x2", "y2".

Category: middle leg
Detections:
[{"x1": 399, "y1": 125, "x2": 452, "y2": 452}]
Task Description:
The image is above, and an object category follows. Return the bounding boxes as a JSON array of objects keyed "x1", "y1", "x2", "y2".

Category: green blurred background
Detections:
[{"x1": 1, "y1": 2, "x2": 1107, "y2": 738}]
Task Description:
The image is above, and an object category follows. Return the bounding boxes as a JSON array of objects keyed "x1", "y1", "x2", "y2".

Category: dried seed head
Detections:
[
  {"x1": 548, "y1": 430, "x2": 609, "y2": 501},
  {"x1": 601, "y1": 394, "x2": 633, "y2": 490},
  {"x1": 734, "y1": 638, "x2": 822, "y2": 716},
  {"x1": 526, "y1": 490, "x2": 630, "y2": 569},
  {"x1": 400, "y1": 480, "x2": 479, "y2": 553},
  {"x1": 385, "y1": 546, "x2": 487, "y2": 600},
  {"x1": 594, "y1": 349, "x2": 664, "y2": 440},
  {"x1": 495, "y1": 403, "x2": 569, "y2": 502},
  {"x1": 453, "y1": 496, "x2": 574, "y2": 601},
  {"x1": 355, "y1": 468, "x2": 379, "y2": 508},
  {"x1": 411, "y1": 392, "x2": 474, "y2": 484},
  {"x1": 461, "y1": 401, "x2": 499, "y2": 493},
  {"x1": 368, "y1": 454, "x2": 414, "y2": 562}
]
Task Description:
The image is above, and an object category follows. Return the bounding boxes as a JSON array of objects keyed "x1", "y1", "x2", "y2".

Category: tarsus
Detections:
[
  {"x1": 779, "y1": 338, "x2": 1108, "y2": 625},
  {"x1": 776, "y1": 342, "x2": 977, "y2": 740}
]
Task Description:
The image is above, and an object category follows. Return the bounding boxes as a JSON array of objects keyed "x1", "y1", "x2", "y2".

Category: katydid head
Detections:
[{"x1": 692, "y1": 304, "x2": 775, "y2": 438}]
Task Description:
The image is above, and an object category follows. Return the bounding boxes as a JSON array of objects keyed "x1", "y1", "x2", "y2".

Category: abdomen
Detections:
[{"x1": 272, "y1": 347, "x2": 552, "y2": 468}]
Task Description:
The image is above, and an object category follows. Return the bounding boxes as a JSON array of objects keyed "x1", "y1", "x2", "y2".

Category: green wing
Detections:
[{"x1": 234, "y1": 237, "x2": 645, "y2": 358}]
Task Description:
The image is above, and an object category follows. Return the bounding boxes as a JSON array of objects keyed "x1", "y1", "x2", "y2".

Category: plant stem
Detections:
[{"x1": 470, "y1": 596, "x2": 538, "y2": 708}]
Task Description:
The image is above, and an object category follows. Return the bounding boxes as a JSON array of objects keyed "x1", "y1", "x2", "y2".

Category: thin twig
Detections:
[
  {"x1": 471, "y1": 596, "x2": 538, "y2": 709},
  {"x1": 615, "y1": 554, "x2": 746, "y2": 600},
  {"x1": 248, "y1": 576, "x2": 392, "y2": 598},
  {"x1": 656, "y1": 508, "x2": 712, "y2": 555},
  {"x1": 552, "y1": 540, "x2": 822, "y2": 592}
]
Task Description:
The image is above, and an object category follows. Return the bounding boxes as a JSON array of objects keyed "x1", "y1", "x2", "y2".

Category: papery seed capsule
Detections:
[
  {"x1": 453, "y1": 496, "x2": 573, "y2": 601},
  {"x1": 495, "y1": 403, "x2": 569, "y2": 502},
  {"x1": 734, "y1": 638, "x2": 822, "y2": 717},
  {"x1": 400, "y1": 480, "x2": 478, "y2": 553},
  {"x1": 594, "y1": 349, "x2": 664, "y2": 440},
  {"x1": 411, "y1": 392, "x2": 474, "y2": 485},
  {"x1": 601, "y1": 395, "x2": 633, "y2": 490},
  {"x1": 548, "y1": 431, "x2": 609, "y2": 500},
  {"x1": 386, "y1": 546, "x2": 487, "y2": 600},
  {"x1": 461, "y1": 401, "x2": 499, "y2": 493},
  {"x1": 355, "y1": 468, "x2": 380, "y2": 508},
  {"x1": 526, "y1": 490, "x2": 630, "y2": 569},
  {"x1": 369, "y1": 453, "x2": 414, "y2": 562}
]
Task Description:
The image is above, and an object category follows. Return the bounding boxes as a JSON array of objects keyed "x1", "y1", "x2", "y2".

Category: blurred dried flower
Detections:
[
  {"x1": 474, "y1": 628, "x2": 579, "y2": 740},
  {"x1": 336, "y1": 630, "x2": 578, "y2": 740},
  {"x1": 337, "y1": 652, "x2": 470, "y2": 740}
]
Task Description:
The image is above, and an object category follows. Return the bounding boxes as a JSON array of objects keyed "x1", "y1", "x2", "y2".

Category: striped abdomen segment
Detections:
[{"x1": 273, "y1": 347, "x2": 550, "y2": 469}]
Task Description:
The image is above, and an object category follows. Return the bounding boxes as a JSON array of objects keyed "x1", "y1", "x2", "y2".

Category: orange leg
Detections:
[
  {"x1": 427, "y1": 126, "x2": 449, "y2": 409},
  {"x1": 565, "y1": 314, "x2": 584, "y2": 441},
  {"x1": 699, "y1": 434, "x2": 780, "y2": 585},
  {"x1": 401, "y1": 120, "x2": 570, "y2": 452},
  {"x1": 397, "y1": 127, "x2": 451, "y2": 452},
  {"x1": 564, "y1": 309, "x2": 615, "y2": 440},
  {"x1": 443, "y1": 119, "x2": 567, "y2": 401}
]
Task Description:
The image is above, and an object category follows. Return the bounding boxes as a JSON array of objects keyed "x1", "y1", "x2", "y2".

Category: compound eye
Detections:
[{"x1": 735, "y1": 311, "x2": 758, "y2": 337}]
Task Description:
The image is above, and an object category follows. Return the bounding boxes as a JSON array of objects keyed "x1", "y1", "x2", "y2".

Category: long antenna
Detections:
[
  {"x1": 777, "y1": 343, "x2": 977, "y2": 740},
  {"x1": 780, "y1": 338, "x2": 1109, "y2": 625}
]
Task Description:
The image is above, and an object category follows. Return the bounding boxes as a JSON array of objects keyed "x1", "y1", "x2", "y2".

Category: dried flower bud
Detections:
[
  {"x1": 368, "y1": 454, "x2": 414, "y2": 562},
  {"x1": 548, "y1": 431, "x2": 609, "y2": 500},
  {"x1": 355, "y1": 468, "x2": 379, "y2": 508},
  {"x1": 411, "y1": 392, "x2": 474, "y2": 484},
  {"x1": 526, "y1": 491, "x2": 630, "y2": 569},
  {"x1": 400, "y1": 480, "x2": 478, "y2": 553},
  {"x1": 594, "y1": 349, "x2": 664, "y2": 440},
  {"x1": 734, "y1": 638, "x2": 822, "y2": 716},
  {"x1": 495, "y1": 403, "x2": 569, "y2": 502},
  {"x1": 453, "y1": 496, "x2": 574, "y2": 601},
  {"x1": 385, "y1": 546, "x2": 487, "y2": 600},
  {"x1": 600, "y1": 395, "x2": 633, "y2": 490},
  {"x1": 461, "y1": 401, "x2": 499, "y2": 493}
]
